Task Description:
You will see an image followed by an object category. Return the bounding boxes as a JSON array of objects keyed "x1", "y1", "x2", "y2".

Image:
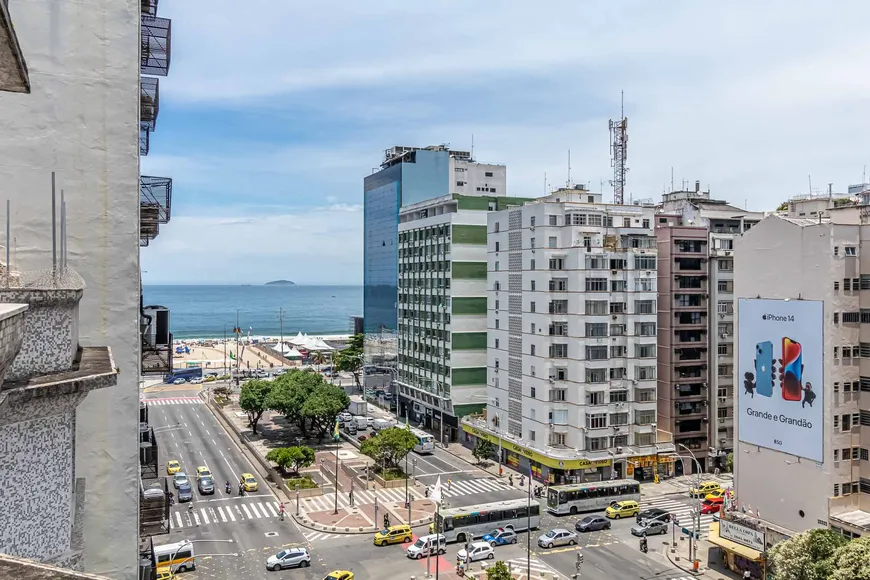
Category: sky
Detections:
[{"x1": 141, "y1": 0, "x2": 870, "y2": 285}]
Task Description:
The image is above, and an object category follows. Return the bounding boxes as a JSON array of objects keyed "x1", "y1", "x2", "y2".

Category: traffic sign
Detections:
[{"x1": 681, "y1": 527, "x2": 699, "y2": 540}]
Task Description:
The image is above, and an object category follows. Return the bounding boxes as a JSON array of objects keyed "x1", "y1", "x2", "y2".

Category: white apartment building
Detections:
[
  {"x1": 463, "y1": 188, "x2": 675, "y2": 484},
  {"x1": 734, "y1": 201, "x2": 870, "y2": 539}
]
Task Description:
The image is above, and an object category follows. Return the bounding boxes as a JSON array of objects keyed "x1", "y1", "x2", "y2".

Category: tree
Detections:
[
  {"x1": 238, "y1": 379, "x2": 273, "y2": 435},
  {"x1": 335, "y1": 333, "x2": 364, "y2": 388},
  {"x1": 265, "y1": 369, "x2": 323, "y2": 435},
  {"x1": 725, "y1": 452, "x2": 734, "y2": 473},
  {"x1": 472, "y1": 439, "x2": 496, "y2": 464},
  {"x1": 302, "y1": 383, "x2": 350, "y2": 441},
  {"x1": 311, "y1": 351, "x2": 325, "y2": 369},
  {"x1": 768, "y1": 528, "x2": 849, "y2": 580},
  {"x1": 828, "y1": 536, "x2": 870, "y2": 580},
  {"x1": 486, "y1": 561, "x2": 511, "y2": 580},
  {"x1": 360, "y1": 427, "x2": 419, "y2": 470},
  {"x1": 265, "y1": 446, "x2": 315, "y2": 475}
]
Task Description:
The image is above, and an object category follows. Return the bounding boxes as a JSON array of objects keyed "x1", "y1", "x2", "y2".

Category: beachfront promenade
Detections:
[{"x1": 171, "y1": 335, "x2": 350, "y2": 370}]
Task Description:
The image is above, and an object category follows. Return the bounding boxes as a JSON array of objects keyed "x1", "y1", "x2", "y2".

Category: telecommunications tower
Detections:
[{"x1": 609, "y1": 92, "x2": 628, "y2": 205}]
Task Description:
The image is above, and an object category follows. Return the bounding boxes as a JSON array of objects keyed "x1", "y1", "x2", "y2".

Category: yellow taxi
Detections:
[
  {"x1": 705, "y1": 488, "x2": 728, "y2": 501},
  {"x1": 373, "y1": 524, "x2": 413, "y2": 546},
  {"x1": 323, "y1": 572, "x2": 353, "y2": 580},
  {"x1": 196, "y1": 466, "x2": 212, "y2": 480},
  {"x1": 240, "y1": 473, "x2": 258, "y2": 492},
  {"x1": 605, "y1": 500, "x2": 640, "y2": 519},
  {"x1": 156, "y1": 566, "x2": 173, "y2": 580},
  {"x1": 166, "y1": 460, "x2": 181, "y2": 475},
  {"x1": 690, "y1": 481, "x2": 721, "y2": 498}
]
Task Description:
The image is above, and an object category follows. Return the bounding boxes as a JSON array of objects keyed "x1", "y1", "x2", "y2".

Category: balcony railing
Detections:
[
  {"x1": 140, "y1": 424, "x2": 158, "y2": 480},
  {"x1": 140, "y1": 76, "x2": 159, "y2": 130},
  {"x1": 141, "y1": 16, "x2": 171, "y2": 76},
  {"x1": 140, "y1": 176, "x2": 172, "y2": 223},
  {"x1": 140, "y1": 479, "x2": 170, "y2": 538},
  {"x1": 0, "y1": 0, "x2": 31, "y2": 93},
  {"x1": 141, "y1": 0, "x2": 159, "y2": 16},
  {"x1": 139, "y1": 122, "x2": 150, "y2": 156}
]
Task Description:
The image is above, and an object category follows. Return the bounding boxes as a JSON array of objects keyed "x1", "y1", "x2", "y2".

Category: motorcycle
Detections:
[
  {"x1": 640, "y1": 538, "x2": 648, "y2": 554},
  {"x1": 225, "y1": 483, "x2": 232, "y2": 494}
]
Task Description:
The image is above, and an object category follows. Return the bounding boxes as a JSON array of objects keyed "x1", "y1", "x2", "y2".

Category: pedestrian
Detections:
[
  {"x1": 278, "y1": 502, "x2": 285, "y2": 521},
  {"x1": 509, "y1": 475, "x2": 513, "y2": 486},
  {"x1": 383, "y1": 513, "x2": 390, "y2": 529},
  {"x1": 349, "y1": 489, "x2": 354, "y2": 506},
  {"x1": 743, "y1": 570, "x2": 751, "y2": 580},
  {"x1": 447, "y1": 479, "x2": 452, "y2": 492}
]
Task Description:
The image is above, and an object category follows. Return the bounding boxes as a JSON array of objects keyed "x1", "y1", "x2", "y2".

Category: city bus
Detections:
[
  {"x1": 546, "y1": 479, "x2": 641, "y2": 516},
  {"x1": 430, "y1": 498, "x2": 541, "y2": 543},
  {"x1": 409, "y1": 427, "x2": 435, "y2": 454},
  {"x1": 154, "y1": 541, "x2": 196, "y2": 573},
  {"x1": 163, "y1": 367, "x2": 203, "y2": 384}
]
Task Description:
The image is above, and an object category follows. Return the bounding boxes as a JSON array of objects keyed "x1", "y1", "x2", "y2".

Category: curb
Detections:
[
  {"x1": 664, "y1": 545, "x2": 705, "y2": 577},
  {"x1": 291, "y1": 512, "x2": 434, "y2": 535}
]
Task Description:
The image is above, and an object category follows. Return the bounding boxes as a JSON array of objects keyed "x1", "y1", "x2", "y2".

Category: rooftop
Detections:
[
  {"x1": 0, "y1": 554, "x2": 112, "y2": 580},
  {"x1": 0, "y1": 0, "x2": 30, "y2": 93}
]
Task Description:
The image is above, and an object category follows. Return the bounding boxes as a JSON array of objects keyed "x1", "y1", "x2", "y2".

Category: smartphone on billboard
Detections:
[
  {"x1": 782, "y1": 337, "x2": 803, "y2": 401},
  {"x1": 755, "y1": 341, "x2": 774, "y2": 397}
]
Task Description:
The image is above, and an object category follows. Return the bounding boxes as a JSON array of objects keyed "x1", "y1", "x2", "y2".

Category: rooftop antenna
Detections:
[
  {"x1": 544, "y1": 172, "x2": 547, "y2": 196},
  {"x1": 609, "y1": 90, "x2": 628, "y2": 204},
  {"x1": 471, "y1": 134, "x2": 474, "y2": 161},
  {"x1": 808, "y1": 175, "x2": 812, "y2": 196},
  {"x1": 567, "y1": 149, "x2": 571, "y2": 187},
  {"x1": 670, "y1": 167, "x2": 675, "y2": 192}
]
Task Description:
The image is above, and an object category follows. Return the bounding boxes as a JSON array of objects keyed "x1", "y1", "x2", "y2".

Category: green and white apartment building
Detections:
[{"x1": 397, "y1": 193, "x2": 537, "y2": 442}]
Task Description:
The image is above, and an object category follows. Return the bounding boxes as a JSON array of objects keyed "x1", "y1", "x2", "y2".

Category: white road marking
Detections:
[
  {"x1": 201, "y1": 510, "x2": 210, "y2": 524},
  {"x1": 226, "y1": 507, "x2": 236, "y2": 522},
  {"x1": 174, "y1": 512, "x2": 183, "y2": 528},
  {"x1": 249, "y1": 503, "x2": 262, "y2": 518},
  {"x1": 241, "y1": 504, "x2": 253, "y2": 519}
]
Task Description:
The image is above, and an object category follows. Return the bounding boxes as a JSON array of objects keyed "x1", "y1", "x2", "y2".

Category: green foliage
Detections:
[
  {"x1": 776, "y1": 201, "x2": 789, "y2": 212},
  {"x1": 265, "y1": 446, "x2": 315, "y2": 474},
  {"x1": 486, "y1": 561, "x2": 512, "y2": 580},
  {"x1": 828, "y1": 536, "x2": 870, "y2": 580},
  {"x1": 472, "y1": 439, "x2": 496, "y2": 463},
  {"x1": 264, "y1": 369, "x2": 348, "y2": 440},
  {"x1": 360, "y1": 427, "x2": 419, "y2": 469},
  {"x1": 335, "y1": 333, "x2": 364, "y2": 387},
  {"x1": 768, "y1": 528, "x2": 850, "y2": 580},
  {"x1": 286, "y1": 475, "x2": 318, "y2": 490},
  {"x1": 238, "y1": 379, "x2": 273, "y2": 435},
  {"x1": 725, "y1": 452, "x2": 734, "y2": 473}
]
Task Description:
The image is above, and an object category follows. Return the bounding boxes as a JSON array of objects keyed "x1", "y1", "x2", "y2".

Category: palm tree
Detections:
[{"x1": 311, "y1": 351, "x2": 325, "y2": 371}]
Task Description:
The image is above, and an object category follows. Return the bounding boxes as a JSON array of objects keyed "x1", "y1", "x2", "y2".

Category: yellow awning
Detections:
[{"x1": 707, "y1": 522, "x2": 764, "y2": 562}]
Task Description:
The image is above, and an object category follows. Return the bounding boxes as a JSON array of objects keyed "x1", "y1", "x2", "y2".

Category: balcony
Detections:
[
  {"x1": 139, "y1": 478, "x2": 170, "y2": 538},
  {"x1": 673, "y1": 297, "x2": 708, "y2": 311},
  {"x1": 0, "y1": 0, "x2": 29, "y2": 93},
  {"x1": 676, "y1": 348, "x2": 708, "y2": 364},
  {"x1": 140, "y1": 424, "x2": 158, "y2": 480},
  {"x1": 675, "y1": 418, "x2": 706, "y2": 436},
  {"x1": 141, "y1": 16, "x2": 171, "y2": 76},
  {"x1": 676, "y1": 277, "x2": 707, "y2": 293},
  {"x1": 139, "y1": 122, "x2": 151, "y2": 156},
  {"x1": 675, "y1": 383, "x2": 706, "y2": 400},
  {"x1": 140, "y1": 76, "x2": 160, "y2": 130},
  {"x1": 674, "y1": 330, "x2": 706, "y2": 346},
  {"x1": 675, "y1": 257, "x2": 705, "y2": 271},
  {"x1": 676, "y1": 402, "x2": 706, "y2": 419},
  {"x1": 675, "y1": 313, "x2": 707, "y2": 329},
  {"x1": 140, "y1": 176, "x2": 172, "y2": 246},
  {"x1": 141, "y1": 302, "x2": 172, "y2": 375},
  {"x1": 141, "y1": 0, "x2": 159, "y2": 16},
  {"x1": 673, "y1": 241, "x2": 706, "y2": 256}
]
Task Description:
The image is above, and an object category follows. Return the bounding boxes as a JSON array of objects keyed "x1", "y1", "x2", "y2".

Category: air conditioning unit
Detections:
[
  {"x1": 549, "y1": 378, "x2": 555, "y2": 383},
  {"x1": 725, "y1": 251, "x2": 732, "y2": 256},
  {"x1": 530, "y1": 226, "x2": 535, "y2": 231}
]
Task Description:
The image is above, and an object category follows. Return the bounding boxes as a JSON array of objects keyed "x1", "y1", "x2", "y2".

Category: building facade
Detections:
[
  {"x1": 0, "y1": 1, "x2": 174, "y2": 578},
  {"x1": 396, "y1": 194, "x2": 532, "y2": 443},
  {"x1": 734, "y1": 204, "x2": 870, "y2": 539},
  {"x1": 659, "y1": 185, "x2": 762, "y2": 469},
  {"x1": 466, "y1": 188, "x2": 675, "y2": 484},
  {"x1": 363, "y1": 145, "x2": 506, "y2": 394}
]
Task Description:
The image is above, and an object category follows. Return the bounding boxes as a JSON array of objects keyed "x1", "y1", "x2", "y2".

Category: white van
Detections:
[
  {"x1": 372, "y1": 418, "x2": 393, "y2": 431},
  {"x1": 353, "y1": 416, "x2": 368, "y2": 429},
  {"x1": 406, "y1": 534, "x2": 446, "y2": 559},
  {"x1": 154, "y1": 541, "x2": 196, "y2": 572}
]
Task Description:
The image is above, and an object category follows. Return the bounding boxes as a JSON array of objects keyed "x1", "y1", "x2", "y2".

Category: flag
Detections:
[
  {"x1": 405, "y1": 414, "x2": 410, "y2": 429},
  {"x1": 333, "y1": 418, "x2": 340, "y2": 441},
  {"x1": 430, "y1": 475, "x2": 443, "y2": 504}
]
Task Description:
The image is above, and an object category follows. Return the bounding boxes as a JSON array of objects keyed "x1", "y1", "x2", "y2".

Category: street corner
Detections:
[{"x1": 301, "y1": 507, "x2": 375, "y2": 533}]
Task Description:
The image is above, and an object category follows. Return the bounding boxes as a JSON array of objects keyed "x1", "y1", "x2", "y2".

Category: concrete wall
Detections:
[{"x1": 0, "y1": 1, "x2": 141, "y2": 577}]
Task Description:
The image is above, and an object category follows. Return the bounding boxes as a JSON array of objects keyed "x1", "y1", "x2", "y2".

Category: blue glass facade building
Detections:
[{"x1": 363, "y1": 148, "x2": 451, "y2": 336}]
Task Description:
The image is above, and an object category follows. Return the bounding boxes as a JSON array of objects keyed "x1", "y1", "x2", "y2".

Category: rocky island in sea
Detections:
[{"x1": 265, "y1": 279, "x2": 296, "y2": 286}]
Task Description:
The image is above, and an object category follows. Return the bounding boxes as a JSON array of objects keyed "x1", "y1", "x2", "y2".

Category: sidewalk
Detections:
[{"x1": 659, "y1": 534, "x2": 744, "y2": 580}]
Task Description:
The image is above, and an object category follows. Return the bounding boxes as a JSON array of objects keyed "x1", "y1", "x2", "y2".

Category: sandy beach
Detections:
[{"x1": 171, "y1": 335, "x2": 349, "y2": 370}]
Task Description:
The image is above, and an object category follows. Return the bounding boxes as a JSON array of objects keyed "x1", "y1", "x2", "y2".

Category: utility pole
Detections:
[
  {"x1": 278, "y1": 307, "x2": 285, "y2": 364},
  {"x1": 223, "y1": 324, "x2": 228, "y2": 376},
  {"x1": 234, "y1": 309, "x2": 241, "y2": 384}
]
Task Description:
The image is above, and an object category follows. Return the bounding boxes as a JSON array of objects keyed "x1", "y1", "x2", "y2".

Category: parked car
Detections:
[
  {"x1": 631, "y1": 519, "x2": 669, "y2": 537},
  {"x1": 482, "y1": 528, "x2": 517, "y2": 546},
  {"x1": 636, "y1": 508, "x2": 671, "y2": 524},
  {"x1": 177, "y1": 482, "x2": 193, "y2": 502},
  {"x1": 575, "y1": 515, "x2": 611, "y2": 532},
  {"x1": 537, "y1": 529, "x2": 577, "y2": 549},
  {"x1": 266, "y1": 547, "x2": 311, "y2": 571},
  {"x1": 456, "y1": 542, "x2": 494, "y2": 563},
  {"x1": 190, "y1": 377, "x2": 203, "y2": 384}
]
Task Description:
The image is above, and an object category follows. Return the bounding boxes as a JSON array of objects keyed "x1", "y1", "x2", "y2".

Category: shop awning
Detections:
[{"x1": 707, "y1": 522, "x2": 764, "y2": 562}]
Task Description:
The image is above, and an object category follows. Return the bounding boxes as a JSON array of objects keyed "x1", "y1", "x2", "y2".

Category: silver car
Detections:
[
  {"x1": 173, "y1": 472, "x2": 189, "y2": 489},
  {"x1": 631, "y1": 519, "x2": 669, "y2": 537},
  {"x1": 266, "y1": 547, "x2": 310, "y2": 571},
  {"x1": 537, "y1": 528, "x2": 577, "y2": 549}
]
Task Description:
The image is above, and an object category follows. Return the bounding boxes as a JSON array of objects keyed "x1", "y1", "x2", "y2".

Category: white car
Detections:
[
  {"x1": 172, "y1": 378, "x2": 186, "y2": 385},
  {"x1": 190, "y1": 377, "x2": 203, "y2": 384},
  {"x1": 266, "y1": 547, "x2": 310, "y2": 571},
  {"x1": 456, "y1": 542, "x2": 494, "y2": 563}
]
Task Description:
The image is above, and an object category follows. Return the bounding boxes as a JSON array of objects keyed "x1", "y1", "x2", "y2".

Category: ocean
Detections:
[{"x1": 143, "y1": 285, "x2": 362, "y2": 340}]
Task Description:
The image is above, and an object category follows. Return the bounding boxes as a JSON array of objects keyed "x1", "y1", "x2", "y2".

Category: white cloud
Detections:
[{"x1": 141, "y1": 205, "x2": 362, "y2": 285}]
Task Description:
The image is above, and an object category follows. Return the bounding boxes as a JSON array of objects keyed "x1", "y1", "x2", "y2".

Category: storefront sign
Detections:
[
  {"x1": 462, "y1": 424, "x2": 612, "y2": 470},
  {"x1": 720, "y1": 519, "x2": 765, "y2": 552}
]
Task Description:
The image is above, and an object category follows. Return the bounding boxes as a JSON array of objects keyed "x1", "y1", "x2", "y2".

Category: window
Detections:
[
  {"x1": 834, "y1": 312, "x2": 840, "y2": 324},
  {"x1": 530, "y1": 259, "x2": 535, "y2": 270},
  {"x1": 495, "y1": 241, "x2": 500, "y2": 252},
  {"x1": 586, "y1": 346, "x2": 608, "y2": 360},
  {"x1": 718, "y1": 259, "x2": 733, "y2": 271},
  {"x1": 549, "y1": 344, "x2": 568, "y2": 358},
  {"x1": 586, "y1": 256, "x2": 607, "y2": 269},
  {"x1": 611, "y1": 345, "x2": 626, "y2": 357},
  {"x1": 846, "y1": 246, "x2": 857, "y2": 256},
  {"x1": 718, "y1": 280, "x2": 729, "y2": 292},
  {"x1": 586, "y1": 300, "x2": 608, "y2": 315},
  {"x1": 548, "y1": 236, "x2": 558, "y2": 248},
  {"x1": 552, "y1": 367, "x2": 567, "y2": 381},
  {"x1": 610, "y1": 413, "x2": 629, "y2": 426},
  {"x1": 718, "y1": 344, "x2": 728, "y2": 355},
  {"x1": 611, "y1": 280, "x2": 626, "y2": 292},
  {"x1": 485, "y1": 172, "x2": 493, "y2": 177},
  {"x1": 845, "y1": 278, "x2": 852, "y2": 291},
  {"x1": 495, "y1": 261, "x2": 499, "y2": 271},
  {"x1": 549, "y1": 322, "x2": 568, "y2": 336},
  {"x1": 548, "y1": 300, "x2": 567, "y2": 314},
  {"x1": 495, "y1": 299, "x2": 500, "y2": 310},
  {"x1": 549, "y1": 257, "x2": 565, "y2": 270},
  {"x1": 530, "y1": 345, "x2": 536, "y2": 356},
  {"x1": 530, "y1": 301, "x2": 536, "y2": 313},
  {"x1": 586, "y1": 278, "x2": 607, "y2": 291},
  {"x1": 610, "y1": 324, "x2": 626, "y2": 336},
  {"x1": 529, "y1": 430, "x2": 535, "y2": 441},
  {"x1": 635, "y1": 410, "x2": 656, "y2": 424},
  {"x1": 456, "y1": 180, "x2": 465, "y2": 187},
  {"x1": 586, "y1": 413, "x2": 607, "y2": 429},
  {"x1": 611, "y1": 390, "x2": 628, "y2": 403},
  {"x1": 588, "y1": 391, "x2": 604, "y2": 405},
  {"x1": 635, "y1": 344, "x2": 656, "y2": 358},
  {"x1": 635, "y1": 300, "x2": 656, "y2": 314},
  {"x1": 549, "y1": 215, "x2": 558, "y2": 226},
  {"x1": 495, "y1": 318, "x2": 499, "y2": 329},
  {"x1": 844, "y1": 312, "x2": 860, "y2": 323},
  {"x1": 834, "y1": 281, "x2": 840, "y2": 290},
  {"x1": 586, "y1": 369, "x2": 607, "y2": 383},
  {"x1": 634, "y1": 256, "x2": 657, "y2": 270},
  {"x1": 530, "y1": 238, "x2": 536, "y2": 249},
  {"x1": 636, "y1": 366, "x2": 656, "y2": 380},
  {"x1": 586, "y1": 323, "x2": 607, "y2": 337},
  {"x1": 609, "y1": 367, "x2": 625, "y2": 379},
  {"x1": 549, "y1": 278, "x2": 567, "y2": 292},
  {"x1": 609, "y1": 302, "x2": 626, "y2": 314},
  {"x1": 530, "y1": 216, "x2": 536, "y2": 227},
  {"x1": 586, "y1": 436, "x2": 607, "y2": 451},
  {"x1": 494, "y1": 339, "x2": 499, "y2": 349},
  {"x1": 636, "y1": 322, "x2": 656, "y2": 336}
]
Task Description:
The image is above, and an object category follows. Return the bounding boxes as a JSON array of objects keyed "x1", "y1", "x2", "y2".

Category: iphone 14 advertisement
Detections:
[
  {"x1": 781, "y1": 337, "x2": 803, "y2": 401},
  {"x1": 754, "y1": 341, "x2": 774, "y2": 397}
]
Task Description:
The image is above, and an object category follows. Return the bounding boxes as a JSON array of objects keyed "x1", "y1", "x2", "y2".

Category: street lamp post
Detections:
[
  {"x1": 677, "y1": 443, "x2": 703, "y2": 568},
  {"x1": 167, "y1": 539, "x2": 235, "y2": 574},
  {"x1": 170, "y1": 553, "x2": 238, "y2": 575},
  {"x1": 223, "y1": 324, "x2": 228, "y2": 376}
]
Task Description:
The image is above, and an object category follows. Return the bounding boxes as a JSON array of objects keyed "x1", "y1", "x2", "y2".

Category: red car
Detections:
[{"x1": 701, "y1": 499, "x2": 723, "y2": 515}]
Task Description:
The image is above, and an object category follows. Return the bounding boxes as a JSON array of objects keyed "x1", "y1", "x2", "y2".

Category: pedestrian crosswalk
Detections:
[
  {"x1": 303, "y1": 531, "x2": 344, "y2": 543},
  {"x1": 142, "y1": 397, "x2": 202, "y2": 406},
  {"x1": 502, "y1": 556, "x2": 555, "y2": 576},
  {"x1": 642, "y1": 497, "x2": 716, "y2": 539},
  {"x1": 171, "y1": 500, "x2": 281, "y2": 529},
  {"x1": 299, "y1": 477, "x2": 513, "y2": 513}
]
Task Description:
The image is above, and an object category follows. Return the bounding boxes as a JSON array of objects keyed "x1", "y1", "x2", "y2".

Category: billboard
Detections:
[
  {"x1": 720, "y1": 520, "x2": 765, "y2": 552},
  {"x1": 737, "y1": 299, "x2": 823, "y2": 462}
]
